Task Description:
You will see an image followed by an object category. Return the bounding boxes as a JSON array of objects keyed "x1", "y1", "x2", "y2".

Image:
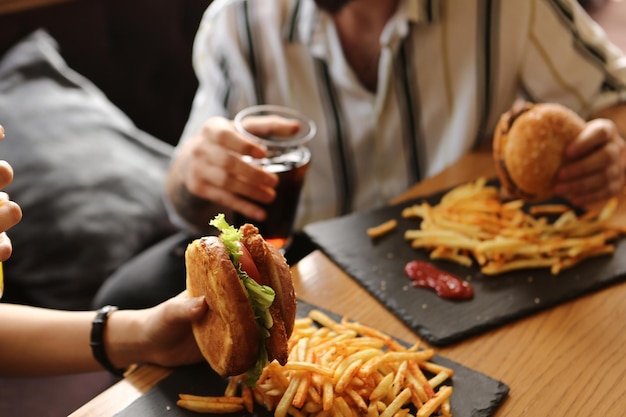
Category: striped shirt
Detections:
[{"x1": 179, "y1": 0, "x2": 626, "y2": 231}]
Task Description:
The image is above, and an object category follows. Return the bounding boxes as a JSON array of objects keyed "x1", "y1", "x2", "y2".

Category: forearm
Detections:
[
  {"x1": 0, "y1": 296, "x2": 206, "y2": 377},
  {"x1": 0, "y1": 304, "x2": 98, "y2": 376},
  {"x1": 0, "y1": 304, "x2": 150, "y2": 377}
]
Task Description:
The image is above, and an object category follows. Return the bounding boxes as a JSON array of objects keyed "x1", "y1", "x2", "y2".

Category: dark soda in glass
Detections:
[
  {"x1": 233, "y1": 105, "x2": 317, "y2": 250},
  {"x1": 234, "y1": 149, "x2": 311, "y2": 250}
]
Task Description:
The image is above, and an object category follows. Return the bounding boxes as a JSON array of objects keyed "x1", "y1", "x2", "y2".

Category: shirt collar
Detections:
[
  {"x1": 303, "y1": 0, "x2": 441, "y2": 58},
  {"x1": 379, "y1": 0, "x2": 444, "y2": 50}
]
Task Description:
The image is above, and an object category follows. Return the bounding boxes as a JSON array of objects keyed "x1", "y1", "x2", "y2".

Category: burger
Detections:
[
  {"x1": 493, "y1": 101, "x2": 586, "y2": 202},
  {"x1": 185, "y1": 214, "x2": 296, "y2": 384}
]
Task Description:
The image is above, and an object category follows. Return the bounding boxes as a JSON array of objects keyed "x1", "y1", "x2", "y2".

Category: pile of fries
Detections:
[
  {"x1": 402, "y1": 177, "x2": 623, "y2": 275},
  {"x1": 178, "y1": 309, "x2": 454, "y2": 417}
]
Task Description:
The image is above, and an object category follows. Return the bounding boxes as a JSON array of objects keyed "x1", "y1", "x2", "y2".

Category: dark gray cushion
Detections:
[{"x1": 0, "y1": 30, "x2": 176, "y2": 309}]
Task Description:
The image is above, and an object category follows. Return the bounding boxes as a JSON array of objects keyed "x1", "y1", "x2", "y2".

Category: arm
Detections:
[
  {"x1": 519, "y1": 1, "x2": 626, "y2": 205},
  {"x1": 166, "y1": 2, "x2": 293, "y2": 232},
  {"x1": 0, "y1": 304, "x2": 98, "y2": 376},
  {"x1": 0, "y1": 294, "x2": 207, "y2": 377},
  {"x1": 166, "y1": 116, "x2": 307, "y2": 233}
]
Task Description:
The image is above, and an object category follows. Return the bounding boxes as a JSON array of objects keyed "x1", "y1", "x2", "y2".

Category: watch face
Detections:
[{"x1": 102, "y1": 305, "x2": 118, "y2": 314}]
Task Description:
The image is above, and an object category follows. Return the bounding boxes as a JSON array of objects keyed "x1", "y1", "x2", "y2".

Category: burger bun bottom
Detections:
[{"x1": 185, "y1": 236, "x2": 259, "y2": 377}]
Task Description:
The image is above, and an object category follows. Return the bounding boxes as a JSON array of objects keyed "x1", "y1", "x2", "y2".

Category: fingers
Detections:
[
  {"x1": 182, "y1": 140, "x2": 276, "y2": 221},
  {"x1": 0, "y1": 232, "x2": 12, "y2": 262},
  {"x1": 555, "y1": 169, "x2": 622, "y2": 206},
  {"x1": 0, "y1": 160, "x2": 14, "y2": 189},
  {"x1": 0, "y1": 131, "x2": 20, "y2": 262},
  {"x1": 178, "y1": 116, "x2": 288, "y2": 221},
  {"x1": 185, "y1": 179, "x2": 273, "y2": 222},
  {"x1": 202, "y1": 117, "x2": 267, "y2": 159},
  {"x1": 190, "y1": 138, "x2": 278, "y2": 192},
  {"x1": 562, "y1": 118, "x2": 614, "y2": 161},
  {"x1": 241, "y1": 115, "x2": 301, "y2": 139},
  {"x1": 555, "y1": 119, "x2": 626, "y2": 205},
  {"x1": 0, "y1": 193, "x2": 22, "y2": 233}
]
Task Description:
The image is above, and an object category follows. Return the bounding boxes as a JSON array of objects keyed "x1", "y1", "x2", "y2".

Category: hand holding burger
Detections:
[
  {"x1": 185, "y1": 214, "x2": 296, "y2": 385},
  {"x1": 555, "y1": 116, "x2": 626, "y2": 206},
  {"x1": 493, "y1": 101, "x2": 626, "y2": 205}
]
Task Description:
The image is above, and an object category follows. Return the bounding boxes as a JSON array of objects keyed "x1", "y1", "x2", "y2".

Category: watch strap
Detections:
[{"x1": 90, "y1": 305, "x2": 126, "y2": 377}]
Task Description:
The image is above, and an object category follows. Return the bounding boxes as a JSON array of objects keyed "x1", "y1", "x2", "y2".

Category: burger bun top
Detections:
[{"x1": 493, "y1": 102, "x2": 585, "y2": 201}]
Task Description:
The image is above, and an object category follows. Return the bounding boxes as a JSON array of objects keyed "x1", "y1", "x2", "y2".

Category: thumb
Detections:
[
  {"x1": 565, "y1": 119, "x2": 613, "y2": 160},
  {"x1": 163, "y1": 294, "x2": 207, "y2": 323},
  {"x1": 181, "y1": 296, "x2": 207, "y2": 321}
]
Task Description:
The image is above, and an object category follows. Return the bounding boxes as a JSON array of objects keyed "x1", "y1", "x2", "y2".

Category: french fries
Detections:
[
  {"x1": 402, "y1": 178, "x2": 623, "y2": 275},
  {"x1": 367, "y1": 219, "x2": 398, "y2": 238},
  {"x1": 176, "y1": 394, "x2": 245, "y2": 413},
  {"x1": 178, "y1": 310, "x2": 454, "y2": 417}
]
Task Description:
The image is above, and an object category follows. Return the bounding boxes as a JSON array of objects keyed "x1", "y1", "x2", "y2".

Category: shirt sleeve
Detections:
[
  {"x1": 179, "y1": 0, "x2": 258, "y2": 146},
  {"x1": 520, "y1": 0, "x2": 626, "y2": 117},
  {"x1": 168, "y1": 1, "x2": 262, "y2": 231}
]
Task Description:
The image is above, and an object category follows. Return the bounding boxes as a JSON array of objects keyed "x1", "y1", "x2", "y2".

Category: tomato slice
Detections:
[{"x1": 237, "y1": 242, "x2": 263, "y2": 285}]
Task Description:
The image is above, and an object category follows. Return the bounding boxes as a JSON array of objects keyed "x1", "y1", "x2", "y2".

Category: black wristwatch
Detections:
[{"x1": 90, "y1": 305, "x2": 126, "y2": 377}]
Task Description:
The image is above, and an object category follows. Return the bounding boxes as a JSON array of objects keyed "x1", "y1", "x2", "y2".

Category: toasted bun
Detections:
[
  {"x1": 240, "y1": 223, "x2": 297, "y2": 365},
  {"x1": 185, "y1": 236, "x2": 259, "y2": 377},
  {"x1": 493, "y1": 102, "x2": 585, "y2": 201}
]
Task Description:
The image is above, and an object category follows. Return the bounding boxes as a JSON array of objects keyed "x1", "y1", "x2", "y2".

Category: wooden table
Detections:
[{"x1": 70, "y1": 152, "x2": 626, "y2": 417}]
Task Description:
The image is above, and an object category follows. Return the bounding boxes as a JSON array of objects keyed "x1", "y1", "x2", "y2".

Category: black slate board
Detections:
[
  {"x1": 303, "y1": 180, "x2": 626, "y2": 346},
  {"x1": 115, "y1": 301, "x2": 509, "y2": 417}
]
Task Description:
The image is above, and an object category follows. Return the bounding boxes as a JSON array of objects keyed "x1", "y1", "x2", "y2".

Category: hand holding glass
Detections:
[{"x1": 233, "y1": 105, "x2": 316, "y2": 250}]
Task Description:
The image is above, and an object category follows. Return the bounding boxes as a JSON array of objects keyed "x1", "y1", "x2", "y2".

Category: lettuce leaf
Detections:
[
  {"x1": 209, "y1": 214, "x2": 242, "y2": 263},
  {"x1": 241, "y1": 275, "x2": 274, "y2": 385},
  {"x1": 209, "y1": 214, "x2": 275, "y2": 386}
]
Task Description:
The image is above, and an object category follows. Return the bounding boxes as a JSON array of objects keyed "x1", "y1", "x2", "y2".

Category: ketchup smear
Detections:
[{"x1": 404, "y1": 261, "x2": 474, "y2": 300}]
